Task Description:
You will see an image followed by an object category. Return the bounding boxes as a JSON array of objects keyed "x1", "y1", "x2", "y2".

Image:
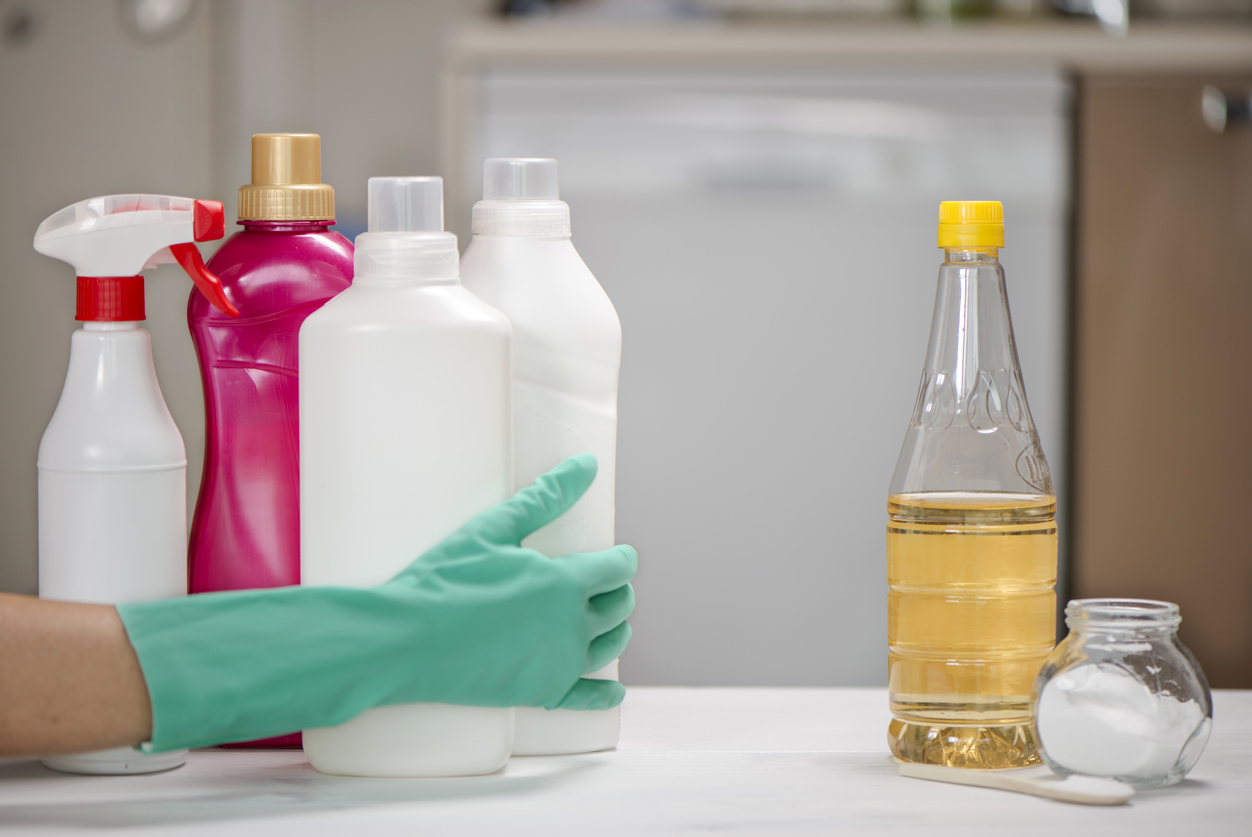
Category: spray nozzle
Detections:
[{"x1": 34, "y1": 194, "x2": 239, "y2": 319}]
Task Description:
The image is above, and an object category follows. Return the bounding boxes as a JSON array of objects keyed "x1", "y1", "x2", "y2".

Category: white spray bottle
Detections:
[
  {"x1": 33, "y1": 194, "x2": 237, "y2": 775},
  {"x1": 461, "y1": 158, "x2": 624, "y2": 755}
]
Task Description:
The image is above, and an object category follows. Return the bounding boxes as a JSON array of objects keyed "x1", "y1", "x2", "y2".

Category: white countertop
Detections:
[{"x1": 0, "y1": 688, "x2": 1248, "y2": 835}]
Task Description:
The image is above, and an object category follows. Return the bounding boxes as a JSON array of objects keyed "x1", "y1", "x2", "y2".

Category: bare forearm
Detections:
[{"x1": 0, "y1": 593, "x2": 152, "y2": 757}]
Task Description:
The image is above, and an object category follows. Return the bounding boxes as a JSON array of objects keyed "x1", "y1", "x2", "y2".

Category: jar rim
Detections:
[{"x1": 1065, "y1": 598, "x2": 1181, "y2": 630}]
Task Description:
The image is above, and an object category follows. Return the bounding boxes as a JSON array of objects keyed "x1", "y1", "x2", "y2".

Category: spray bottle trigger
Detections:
[{"x1": 169, "y1": 242, "x2": 239, "y2": 318}]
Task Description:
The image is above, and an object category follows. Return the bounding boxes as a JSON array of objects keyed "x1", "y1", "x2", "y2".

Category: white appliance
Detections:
[{"x1": 454, "y1": 64, "x2": 1070, "y2": 687}]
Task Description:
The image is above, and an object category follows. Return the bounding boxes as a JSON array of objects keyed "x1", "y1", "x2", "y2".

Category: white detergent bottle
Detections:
[
  {"x1": 461, "y1": 158, "x2": 624, "y2": 755},
  {"x1": 33, "y1": 194, "x2": 237, "y2": 775},
  {"x1": 299, "y1": 177, "x2": 514, "y2": 777}
]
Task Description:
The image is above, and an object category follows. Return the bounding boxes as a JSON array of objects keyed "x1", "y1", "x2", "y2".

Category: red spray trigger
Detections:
[
  {"x1": 193, "y1": 200, "x2": 225, "y2": 242},
  {"x1": 169, "y1": 243, "x2": 239, "y2": 317}
]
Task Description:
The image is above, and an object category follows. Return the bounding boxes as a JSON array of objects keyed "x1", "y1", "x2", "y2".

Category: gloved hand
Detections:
[{"x1": 118, "y1": 454, "x2": 636, "y2": 753}]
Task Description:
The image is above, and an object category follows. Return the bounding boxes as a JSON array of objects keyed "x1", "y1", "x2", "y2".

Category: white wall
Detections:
[
  {"x1": 0, "y1": 0, "x2": 211, "y2": 594},
  {"x1": 464, "y1": 68, "x2": 1071, "y2": 686}
]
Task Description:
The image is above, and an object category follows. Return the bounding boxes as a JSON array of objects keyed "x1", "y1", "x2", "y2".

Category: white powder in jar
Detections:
[{"x1": 1036, "y1": 663, "x2": 1205, "y2": 779}]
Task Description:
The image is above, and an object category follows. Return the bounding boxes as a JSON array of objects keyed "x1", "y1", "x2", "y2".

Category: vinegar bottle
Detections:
[
  {"x1": 187, "y1": 134, "x2": 353, "y2": 748},
  {"x1": 461, "y1": 158, "x2": 623, "y2": 756},
  {"x1": 299, "y1": 177, "x2": 513, "y2": 777},
  {"x1": 887, "y1": 201, "x2": 1057, "y2": 769}
]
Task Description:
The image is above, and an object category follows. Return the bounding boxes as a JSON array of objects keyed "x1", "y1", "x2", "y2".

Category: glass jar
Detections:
[{"x1": 1033, "y1": 599, "x2": 1212, "y2": 788}]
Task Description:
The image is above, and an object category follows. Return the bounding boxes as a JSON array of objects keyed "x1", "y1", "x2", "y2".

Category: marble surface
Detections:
[{"x1": 0, "y1": 688, "x2": 1247, "y2": 835}]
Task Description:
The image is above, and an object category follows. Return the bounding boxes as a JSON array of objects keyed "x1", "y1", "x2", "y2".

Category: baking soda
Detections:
[{"x1": 1036, "y1": 663, "x2": 1205, "y2": 779}]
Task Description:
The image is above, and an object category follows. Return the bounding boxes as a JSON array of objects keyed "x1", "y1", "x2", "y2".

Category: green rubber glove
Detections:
[{"x1": 118, "y1": 454, "x2": 636, "y2": 753}]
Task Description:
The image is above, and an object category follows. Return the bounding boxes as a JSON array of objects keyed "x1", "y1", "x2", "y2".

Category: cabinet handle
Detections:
[{"x1": 1202, "y1": 86, "x2": 1252, "y2": 133}]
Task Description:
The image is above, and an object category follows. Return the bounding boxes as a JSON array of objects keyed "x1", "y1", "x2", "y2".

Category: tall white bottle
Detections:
[
  {"x1": 33, "y1": 194, "x2": 237, "y2": 775},
  {"x1": 461, "y1": 158, "x2": 623, "y2": 755},
  {"x1": 299, "y1": 177, "x2": 514, "y2": 777}
]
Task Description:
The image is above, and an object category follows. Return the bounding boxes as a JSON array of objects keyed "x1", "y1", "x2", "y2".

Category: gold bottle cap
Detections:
[{"x1": 237, "y1": 133, "x2": 335, "y2": 222}]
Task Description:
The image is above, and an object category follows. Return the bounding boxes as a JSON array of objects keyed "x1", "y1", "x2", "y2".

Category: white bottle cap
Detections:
[
  {"x1": 473, "y1": 158, "x2": 571, "y2": 238},
  {"x1": 483, "y1": 158, "x2": 559, "y2": 201},
  {"x1": 368, "y1": 176, "x2": 443, "y2": 233},
  {"x1": 355, "y1": 177, "x2": 458, "y2": 280}
]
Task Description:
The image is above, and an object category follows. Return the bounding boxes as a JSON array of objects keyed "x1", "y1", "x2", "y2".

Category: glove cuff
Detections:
[{"x1": 119, "y1": 586, "x2": 401, "y2": 752}]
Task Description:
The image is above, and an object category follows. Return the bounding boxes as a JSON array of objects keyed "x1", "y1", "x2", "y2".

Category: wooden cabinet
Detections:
[{"x1": 1073, "y1": 74, "x2": 1252, "y2": 687}]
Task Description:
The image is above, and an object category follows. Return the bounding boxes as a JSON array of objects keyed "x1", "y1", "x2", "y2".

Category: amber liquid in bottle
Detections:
[{"x1": 887, "y1": 492, "x2": 1057, "y2": 768}]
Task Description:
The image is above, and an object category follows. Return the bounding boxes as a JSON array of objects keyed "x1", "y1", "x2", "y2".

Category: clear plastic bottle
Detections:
[{"x1": 887, "y1": 201, "x2": 1057, "y2": 769}]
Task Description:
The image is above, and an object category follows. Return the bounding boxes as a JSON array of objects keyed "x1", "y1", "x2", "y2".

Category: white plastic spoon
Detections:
[{"x1": 898, "y1": 763, "x2": 1135, "y2": 806}]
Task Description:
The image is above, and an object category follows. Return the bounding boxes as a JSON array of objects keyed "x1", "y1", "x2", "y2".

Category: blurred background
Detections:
[{"x1": 1, "y1": 0, "x2": 1249, "y2": 688}]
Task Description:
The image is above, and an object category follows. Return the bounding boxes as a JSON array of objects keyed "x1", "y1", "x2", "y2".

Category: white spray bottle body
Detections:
[
  {"x1": 39, "y1": 322, "x2": 188, "y2": 604},
  {"x1": 37, "y1": 322, "x2": 190, "y2": 775}
]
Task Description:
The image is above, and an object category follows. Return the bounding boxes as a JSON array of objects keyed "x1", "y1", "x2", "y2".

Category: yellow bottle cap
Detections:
[
  {"x1": 238, "y1": 133, "x2": 335, "y2": 222},
  {"x1": 937, "y1": 200, "x2": 1003, "y2": 248}
]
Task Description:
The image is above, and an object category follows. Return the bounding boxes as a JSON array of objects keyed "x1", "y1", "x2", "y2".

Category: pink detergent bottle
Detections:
[{"x1": 188, "y1": 134, "x2": 353, "y2": 748}]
